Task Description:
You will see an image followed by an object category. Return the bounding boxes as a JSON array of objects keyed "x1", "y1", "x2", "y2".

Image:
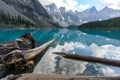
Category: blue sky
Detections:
[
  {"x1": 78, "y1": 0, "x2": 101, "y2": 7},
  {"x1": 40, "y1": 0, "x2": 120, "y2": 11},
  {"x1": 77, "y1": 0, "x2": 98, "y2": 5}
]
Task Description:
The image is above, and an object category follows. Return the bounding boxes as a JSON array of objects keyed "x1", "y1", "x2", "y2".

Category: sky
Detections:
[{"x1": 39, "y1": 0, "x2": 120, "y2": 11}]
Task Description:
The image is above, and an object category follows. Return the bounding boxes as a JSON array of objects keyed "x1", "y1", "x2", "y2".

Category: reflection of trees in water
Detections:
[
  {"x1": 83, "y1": 63, "x2": 104, "y2": 76},
  {"x1": 55, "y1": 56, "x2": 62, "y2": 74}
]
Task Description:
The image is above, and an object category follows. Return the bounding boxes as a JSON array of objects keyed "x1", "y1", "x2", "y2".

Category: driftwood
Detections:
[
  {"x1": 0, "y1": 33, "x2": 35, "y2": 56},
  {"x1": 0, "y1": 39, "x2": 54, "y2": 78},
  {"x1": 53, "y1": 52, "x2": 120, "y2": 67},
  {"x1": 0, "y1": 45, "x2": 18, "y2": 56},
  {"x1": 3, "y1": 39, "x2": 55, "y2": 65},
  {"x1": 7, "y1": 74, "x2": 120, "y2": 80}
]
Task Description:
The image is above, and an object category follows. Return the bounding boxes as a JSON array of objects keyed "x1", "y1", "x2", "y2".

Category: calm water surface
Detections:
[{"x1": 0, "y1": 28, "x2": 120, "y2": 77}]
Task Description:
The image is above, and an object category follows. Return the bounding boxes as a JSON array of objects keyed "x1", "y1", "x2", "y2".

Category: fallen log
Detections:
[
  {"x1": 0, "y1": 33, "x2": 35, "y2": 55},
  {"x1": 53, "y1": 52, "x2": 120, "y2": 67},
  {"x1": 7, "y1": 74, "x2": 120, "y2": 80},
  {"x1": 0, "y1": 39, "x2": 55, "y2": 78},
  {"x1": 4, "y1": 39, "x2": 55, "y2": 65}
]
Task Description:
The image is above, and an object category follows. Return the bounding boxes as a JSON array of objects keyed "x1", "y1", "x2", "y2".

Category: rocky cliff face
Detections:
[
  {"x1": 45, "y1": 3, "x2": 81, "y2": 27},
  {"x1": 0, "y1": 0, "x2": 35, "y2": 25},
  {"x1": 45, "y1": 3, "x2": 70, "y2": 27},
  {"x1": 2, "y1": 0, "x2": 57, "y2": 28}
]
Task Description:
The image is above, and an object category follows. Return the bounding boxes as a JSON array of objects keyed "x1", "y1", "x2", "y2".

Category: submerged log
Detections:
[{"x1": 53, "y1": 52, "x2": 120, "y2": 67}]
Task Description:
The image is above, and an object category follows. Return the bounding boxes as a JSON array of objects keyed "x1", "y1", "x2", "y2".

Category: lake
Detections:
[{"x1": 0, "y1": 28, "x2": 120, "y2": 76}]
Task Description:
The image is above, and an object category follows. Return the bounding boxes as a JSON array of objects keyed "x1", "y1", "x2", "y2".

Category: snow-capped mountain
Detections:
[
  {"x1": 44, "y1": 3, "x2": 69, "y2": 27},
  {"x1": 45, "y1": 3, "x2": 64, "y2": 21},
  {"x1": 75, "y1": 6, "x2": 120, "y2": 23},
  {"x1": 44, "y1": 3, "x2": 120, "y2": 27},
  {"x1": 59, "y1": 7, "x2": 81, "y2": 25},
  {"x1": 76, "y1": 7, "x2": 98, "y2": 23},
  {"x1": 99, "y1": 6, "x2": 120, "y2": 19},
  {"x1": 45, "y1": 3, "x2": 81, "y2": 27}
]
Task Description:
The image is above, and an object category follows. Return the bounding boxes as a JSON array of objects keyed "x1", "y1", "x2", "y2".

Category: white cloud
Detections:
[
  {"x1": 78, "y1": 4, "x2": 90, "y2": 11},
  {"x1": 39, "y1": 0, "x2": 120, "y2": 11},
  {"x1": 39, "y1": 0, "x2": 50, "y2": 5},
  {"x1": 39, "y1": 0, "x2": 90, "y2": 11},
  {"x1": 100, "y1": 0, "x2": 120, "y2": 10},
  {"x1": 39, "y1": 0, "x2": 65, "y2": 7},
  {"x1": 63, "y1": 0, "x2": 78, "y2": 11}
]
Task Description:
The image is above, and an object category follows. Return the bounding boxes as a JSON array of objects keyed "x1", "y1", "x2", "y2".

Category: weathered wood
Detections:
[
  {"x1": 7, "y1": 74, "x2": 120, "y2": 80},
  {"x1": 0, "y1": 45, "x2": 18, "y2": 55},
  {"x1": 0, "y1": 33, "x2": 35, "y2": 55},
  {"x1": 4, "y1": 39, "x2": 55, "y2": 65},
  {"x1": 53, "y1": 52, "x2": 120, "y2": 67}
]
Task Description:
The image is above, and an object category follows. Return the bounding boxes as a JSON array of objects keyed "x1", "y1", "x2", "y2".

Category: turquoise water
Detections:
[
  {"x1": 80, "y1": 29, "x2": 120, "y2": 40},
  {"x1": 1, "y1": 29, "x2": 120, "y2": 76},
  {"x1": 0, "y1": 29, "x2": 120, "y2": 46}
]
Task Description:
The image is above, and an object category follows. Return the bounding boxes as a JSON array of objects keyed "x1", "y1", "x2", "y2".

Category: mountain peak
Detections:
[
  {"x1": 90, "y1": 7, "x2": 97, "y2": 11},
  {"x1": 104, "y1": 6, "x2": 109, "y2": 9},
  {"x1": 59, "y1": 7, "x2": 66, "y2": 12},
  {"x1": 101, "y1": 6, "x2": 113, "y2": 11},
  {"x1": 91, "y1": 6, "x2": 96, "y2": 9},
  {"x1": 103, "y1": 6, "x2": 111, "y2": 10},
  {"x1": 46, "y1": 3, "x2": 57, "y2": 9},
  {"x1": 45, "y1": 3, "x2": 59, "y2": 12},
  {"x1": 84, "y1": 6, "x2": 97, "y2": 12}
]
